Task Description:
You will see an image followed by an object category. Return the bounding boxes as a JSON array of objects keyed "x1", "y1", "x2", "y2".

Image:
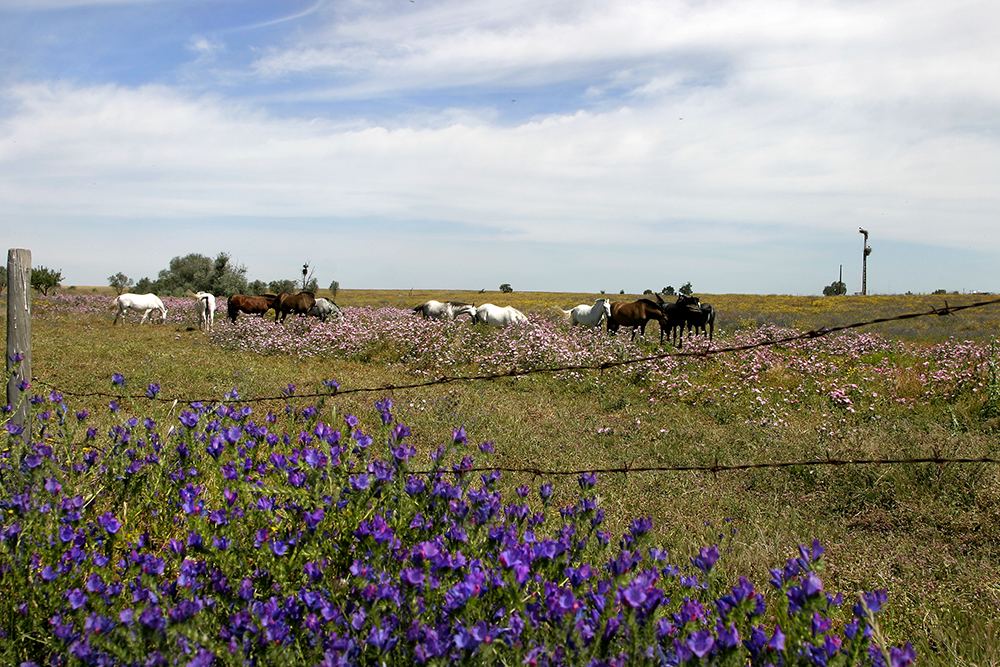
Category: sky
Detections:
[{"x1": 1, "y1": 0, "x2": 998, "y2": 295}]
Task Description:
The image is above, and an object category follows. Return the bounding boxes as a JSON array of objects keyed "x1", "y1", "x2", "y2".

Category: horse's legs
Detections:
[
  {"x1": 114, "y1": 307, "x2": 124, "y2": 325},
  {"x1": 140, "y1": 309, "x2": 151, "y2": 324}
]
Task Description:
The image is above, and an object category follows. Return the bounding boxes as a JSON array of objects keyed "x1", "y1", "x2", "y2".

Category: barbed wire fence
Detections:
[{"x1": 26, "y1": 295, "x2": 1000, "y2": 477}]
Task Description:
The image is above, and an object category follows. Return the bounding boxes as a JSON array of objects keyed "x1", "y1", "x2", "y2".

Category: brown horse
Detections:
[
  {"x1": 607, "y1": 299, "x2": 672, "y2": 343},
  {"x1": 276, "y1": 291, "x2": 317, "y2": 323},
  {"x1": 227, "y1": 293, "x2": 279, "y2": 322}
]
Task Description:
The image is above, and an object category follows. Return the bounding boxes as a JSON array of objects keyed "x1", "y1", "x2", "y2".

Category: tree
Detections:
[
  {"x1": 822, "y1": 281, "x2": 847, "y2": 296},
  {"x1": 662, "y1": 286, "x2": 675, "y2": 296},
  {"x1": 136, "y1": 252, "x2": 248, "y2": 296},
  {"x1": 108, "y1": 272, "x2": 134, "y2": 295},
  {"x1": 932, "y1": 288, "x2": 948, "y2": 295},
  {"x1": 31, "y1": 266, "x2": 63, "y2": 295},
  {"x1": 268, "y1": 279, "x2": 298, "y2": 294},
  {"x1": 679, "y1": 282, "x2": 693, "y2": 296},
  {"x1": 619, "y1": 289, "x2": 626, "y2": 294},
  {"x1": 500, "y1": 283, "x2": 513, "y2": 293},
  {"x1": 329, "y1": 280, "x2": 340, "y2": 299},
  {"x1": 247, "y1": 280, "x2": 268, "y2": 295},
  {"x1": 642, "y1": 289, "x2": 654, "y2": 295}
]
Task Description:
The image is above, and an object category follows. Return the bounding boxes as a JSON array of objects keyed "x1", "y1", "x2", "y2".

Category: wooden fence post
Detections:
[{"x1": 6, "y1": 248, "x2": 31, "y2": 438}]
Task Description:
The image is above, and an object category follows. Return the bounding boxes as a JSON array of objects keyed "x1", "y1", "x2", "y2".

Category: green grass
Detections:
[{"x1": 6, "y1": 290, "x2": 1000, "y2": 665}]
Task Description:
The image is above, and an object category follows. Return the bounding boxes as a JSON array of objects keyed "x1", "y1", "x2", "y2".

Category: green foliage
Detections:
[
  {"x1": 0, "y1": 265, "x2": 6, "y2": 293},
  {"x1": 662, "y1": 286, "x2": 675, "y2": 296},
  {"x1": 330, "y1": 280, "x2": 340, "y2": 299},
  {"x1": 500, "y1": 283, "x2": 514, "y2": 293},
  {"x1": 619, "y1": 289, "x2": 625, "y2": 294},
  {"x1": 137, "y1": 252, "x2": 248, "y2": 296},
  {"x1": 30, "y1": 265, "x2": 62, "y2": 295},
  {"x1": 679, "y1": 281, "x2": 693, "y2": 296},
  {"x1": 823, "y1": 280, "x2": 848, "y2": 296},
  {"x1": 246, "y1": 279, "x2": 268, "y2": 295},
  {"x1": 268, "y1": 279, "x2": 298, "y2": 294},
  {"x1": 107, "y1": 272, "x2": 134, "y2": 295}
]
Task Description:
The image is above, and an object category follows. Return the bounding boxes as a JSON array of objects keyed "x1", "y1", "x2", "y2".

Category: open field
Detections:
[{"x1": 4, "y1": 290, "x2": 1000, "y2": 664}]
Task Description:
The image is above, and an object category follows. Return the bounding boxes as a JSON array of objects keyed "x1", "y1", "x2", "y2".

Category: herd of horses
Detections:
[
  {"x1": 112, "y1": 290, "x2": 716, "y2": 345},
  {"x1": 413, "y1": 294, "x2": 716, "y2": 344}
]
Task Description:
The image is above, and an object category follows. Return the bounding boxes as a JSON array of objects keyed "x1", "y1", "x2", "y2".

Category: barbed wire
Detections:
[
  {"x1": 33, "y1": 295, "x2": 1000, "y2": 405},
  {"x1": 402, "y1": 454, "x2": 1000, "y2": 477}
]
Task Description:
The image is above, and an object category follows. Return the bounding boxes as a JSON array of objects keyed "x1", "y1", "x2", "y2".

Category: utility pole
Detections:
[{"x1": 858, "y1": 228, "x2": 872, "y2": 295}]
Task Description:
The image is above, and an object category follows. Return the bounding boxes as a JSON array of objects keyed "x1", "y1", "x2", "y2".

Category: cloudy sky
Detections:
[{"x1": 1, "y1": 0, "x2": 997, "y2": 294}]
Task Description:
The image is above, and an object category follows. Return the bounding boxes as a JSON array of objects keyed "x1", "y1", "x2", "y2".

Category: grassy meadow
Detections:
[{"x1": 6, "y1": 288, "x2": 1000, "y2": 664}]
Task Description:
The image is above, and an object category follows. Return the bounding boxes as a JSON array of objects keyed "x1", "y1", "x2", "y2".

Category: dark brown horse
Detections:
[
  {"x1": 276, "y1": 291, "x2": 317, "y2": 322},
  {"x1": 654, "y1": 294, "x2": 701, "y2": 345},
  {"x1": 607, "y1": 299, "x2": 672, "y2": 343},
  {"x1": 227, "y1": 293, "x2": 279, "y2": 322}
]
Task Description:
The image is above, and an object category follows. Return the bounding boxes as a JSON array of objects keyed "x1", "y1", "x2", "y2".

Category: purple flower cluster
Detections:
[{"x1": 0, "y1": 380, "x2": 914, "y2": 665}]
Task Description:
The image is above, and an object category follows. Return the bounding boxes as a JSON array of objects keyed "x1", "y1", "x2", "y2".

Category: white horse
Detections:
[
  {"x1": 562, "y1": 298, "x2": 611, "y2": 327},
  {"x1": 193, "y1": 292, "x2": 216, "y2": 331},
  {"x1": 309, "y1": 298, "x2": 343, "y2": 322},
  {"x1": 114, "y1": 293, "x2": 167, "y2": 325},
  {"x1": 413, "y1": 300, "x2": 476, "y2": 321},
  {"x1": 473, "y1": 303, "x2": 528, "y2": 327}
]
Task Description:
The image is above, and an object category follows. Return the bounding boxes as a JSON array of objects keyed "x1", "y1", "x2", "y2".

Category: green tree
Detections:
[
  {"x1": 822, "y1": 281, "x2": 847, "y2": 296},
  {"x1": 108, "y1": 272, "x2": 134, "y2": 295},
  {"x1": 679, "y1": 282, "x2": 693, "y2": 296},
  {"x1": 138, "y1": 252, "x2": 248, "y2": 296},
  {"x1": 268, "y1": 279, "x2": 298, "y2": 294},
  {"x1": 329, "y1": 280, "x2": 340, "y2": 299},
  {"x1": 662, "y1": 286, "x2": 675, "y2": 296},
  {"x1": 247, "y1": 280, "x2": 268, "y2": 295},
  {"x1": 31, "y1": 266, "x2": 63, "y2": 295},
  {"x1": 500, "y1": 283, "x2": 513, "y2": 293}
]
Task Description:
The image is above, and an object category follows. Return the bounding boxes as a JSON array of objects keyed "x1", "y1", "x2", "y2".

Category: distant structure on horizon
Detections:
[{"x1": 859, "y1": 228, "x2": 872, "y2": 295}]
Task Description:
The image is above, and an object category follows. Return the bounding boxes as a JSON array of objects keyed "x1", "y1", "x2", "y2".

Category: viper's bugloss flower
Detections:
[{"x1": 111, "y1": 373, "x2": 125, "y2": 386}]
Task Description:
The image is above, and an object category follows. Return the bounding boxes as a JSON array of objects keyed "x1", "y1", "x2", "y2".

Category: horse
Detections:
[
  {"x1": 193, "y1": 292, "x2": 216, "y2": 331},
  {"x1": 276, "y1": 291, "x2": 317, "y2": 323},
  {"x1": 114, "y1": 293, "x2": 167, "y2": 325},
  {"x1": 684, "y1": 303, "x2": 716, "y2": 340},
  {"x1": 562, "y1": 298, "x2": 611, "y2": 327},
  {"x1": 473, "y1": 303, "x2": 528, "y2": 327},
  {"x1": 607, "y1": 299, "x2": 670, "y2": 342},
  {"x1": 653, "y1": 293, "x2": 700, "y2": 345},
  {"x1": 309, "y1": 298, "x2": 343, "y2": 322},
  {"x1": 227, "y1": 294, "x2": 279, "y2": 322},
  {"x1": 413, "y1": 300, "x2": 477, "y2": 321}
]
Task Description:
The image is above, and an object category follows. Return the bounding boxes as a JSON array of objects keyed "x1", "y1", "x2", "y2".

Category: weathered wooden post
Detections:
[{"x1": 6, "y1": 248, "x2": 31, "y2": 438}]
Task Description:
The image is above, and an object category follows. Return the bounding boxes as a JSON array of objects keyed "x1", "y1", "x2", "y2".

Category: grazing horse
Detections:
[
  {"x1": 114, "y1": 293, "x2": 167, "y2": 325},
  {"x1": 562, "y1": 298, "x2": 611, "y2": 327},
  {"x1": 309, "y1": 298, "x2": 343, "y2": 322},
  {"x1": 193, "y1": 292, "x2": 216, "y2": 331},
  {"x1": 473, "y1": 303, "x2": 528, "y2": 327},
  {"x1": 654, "y1": 293, "x2": 699, "y2": 345},
  {"x1": 607, "y1": 299, "x2": 670, "y2": 342},
  {"x1": 684, "y1": 303, "x2": 716, "y2": 340},
  {"x1": 227, "y1": 293, "x2": 279, "y2": 322},
  {"x1": 276, "y1": 291, "x2": 317, "y2": 323},
  {"x1": 413, "y1": 300, "x2": 476, "y2": 321}
]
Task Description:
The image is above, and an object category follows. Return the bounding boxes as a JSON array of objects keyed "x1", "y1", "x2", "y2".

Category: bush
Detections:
[
  {"x1": 679, "y1": 282, "x2": 693, "y2": 296},
  {"x1": 30, "y1": 265, "x2": 63, "y2": 295},
  {"x1": 823, "y1": 281, "x2": 847, "y2": 297},
  {"x1": 107, "y1": 272, "x2": 134, "y2": 295},
  {"x1": 500, "y1": 283, "x2": 514, "y2": 293},
  {"x1": 0, "y1": 378, "x2": 914, "y2": 666}
]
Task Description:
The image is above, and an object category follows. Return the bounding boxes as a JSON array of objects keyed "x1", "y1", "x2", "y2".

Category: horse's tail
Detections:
[{"x1": 560, "y1": 308, "x2": 573, "y2": 316}]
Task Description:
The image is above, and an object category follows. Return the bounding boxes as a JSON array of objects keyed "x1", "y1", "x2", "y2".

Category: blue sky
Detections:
[{"x1": 1, "y1": 0, "x2": 998, "y2": 294}]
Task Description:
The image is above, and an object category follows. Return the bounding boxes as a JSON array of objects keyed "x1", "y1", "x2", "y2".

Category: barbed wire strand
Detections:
[
  {"x1": 34, "y1": 296, "x2": 1000, "y2": 405},
  {"x1": 402, "y1": 455, "x2": 1000, "y2": 477}
]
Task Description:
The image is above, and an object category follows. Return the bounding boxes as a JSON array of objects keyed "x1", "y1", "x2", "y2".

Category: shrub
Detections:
[
  {"x1": 500, "y1": 283, "x2": 514, "y2": 293},
  {"x1": 30, "y1": 265, "x2": 63, "y2": 295}
]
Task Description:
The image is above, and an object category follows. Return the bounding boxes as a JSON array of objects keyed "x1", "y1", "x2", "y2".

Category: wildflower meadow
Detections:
[{"x1": 3, "y1": 290, "x2": 1000, "y2": 665}]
